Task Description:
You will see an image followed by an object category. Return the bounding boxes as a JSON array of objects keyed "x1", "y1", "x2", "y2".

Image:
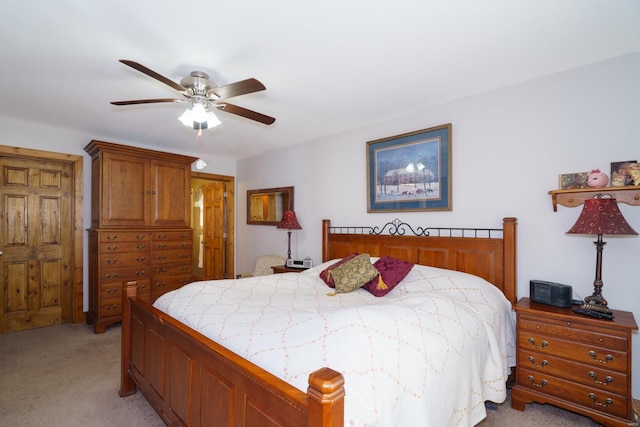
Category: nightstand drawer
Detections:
[
  {"x1": 518, "y1": 367, "x2": 630, "y2": 419},
  {"x1": 519, "y1": 315, "x2": 628, "y2": 351},
  {"x1": 518, "y1": 349, "x2": 628, "y2": 395},
  {"x1": 518, "y1": 332, "x2": 628, "y2": 371}
]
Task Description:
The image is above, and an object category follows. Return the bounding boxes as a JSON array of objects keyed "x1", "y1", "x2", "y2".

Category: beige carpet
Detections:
[
  {"x1": 0, "y1": 323, "x2": 163, "y2": 427},
  {"x1": 0, "y1": 322, "x2": 623, "y2": 426}
]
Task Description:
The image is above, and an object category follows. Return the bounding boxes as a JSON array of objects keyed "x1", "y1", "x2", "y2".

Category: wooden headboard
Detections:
[{"x1": 321, "y1": 217, "x2": 517, "y2": 304}]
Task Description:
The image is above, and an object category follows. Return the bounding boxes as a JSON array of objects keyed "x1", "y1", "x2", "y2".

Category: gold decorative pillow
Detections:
[{"x1": 327, "y1": 253, "x2": 379, "y2": 296}]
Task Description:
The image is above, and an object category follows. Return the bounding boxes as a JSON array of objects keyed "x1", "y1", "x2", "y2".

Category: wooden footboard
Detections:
[{"x1": 119, "y1": 282, "x2": 345, "y2": 427}]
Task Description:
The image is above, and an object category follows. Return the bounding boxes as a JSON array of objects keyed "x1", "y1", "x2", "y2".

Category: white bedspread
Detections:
[{"x1": 154, "y1": 261, "x2": 516, "y2": 427}]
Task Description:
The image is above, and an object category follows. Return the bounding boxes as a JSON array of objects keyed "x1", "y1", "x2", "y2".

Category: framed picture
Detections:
[
  {"x1": 558, "y1": 172, "x2": 589, "y2": 190},
  {"x1": 366, "y1": 124, "x2": 452, "y2": 212},
  {"x1": 610, "y1": 160, "x2": 637, "y2": 187}
]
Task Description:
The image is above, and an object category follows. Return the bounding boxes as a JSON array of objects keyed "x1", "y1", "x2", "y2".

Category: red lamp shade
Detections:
[
  {"x1": 277, "y1": 211, "x2": 302, "y2": 230},
  {"x1": 566, "y1": 197, "x2": 637, "y2": 236}
]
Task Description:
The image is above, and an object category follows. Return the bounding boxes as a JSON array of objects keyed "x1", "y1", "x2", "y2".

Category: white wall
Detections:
[{"x1": 237, "y1": 53, "x2": 640, "y2": 397}]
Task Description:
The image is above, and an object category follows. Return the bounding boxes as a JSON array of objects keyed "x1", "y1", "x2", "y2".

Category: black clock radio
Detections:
[{"x1": 529, "y1": 280, "x2": 573, "y2": 308}]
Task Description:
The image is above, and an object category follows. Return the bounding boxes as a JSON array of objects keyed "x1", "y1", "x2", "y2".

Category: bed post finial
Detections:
[{"x1": 307, "y1": 367, "x2": 345, "y2": 427}]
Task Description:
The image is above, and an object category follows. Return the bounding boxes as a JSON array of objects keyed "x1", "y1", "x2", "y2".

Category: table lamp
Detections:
[
  {"x1": 566, "y1": 195, "x2": 637, "y2": 314},
  {"x1": 277, "y1": 211, "x2": 302, "y2": 260}
]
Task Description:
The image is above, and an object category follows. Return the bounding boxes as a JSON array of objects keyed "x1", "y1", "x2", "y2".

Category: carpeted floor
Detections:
[
  {"x1": 0, "y1": 323, "x2": 164, "y2": 427},
  {"x1": 0, "y1": 322, "x2": 625, "y2": 426}
]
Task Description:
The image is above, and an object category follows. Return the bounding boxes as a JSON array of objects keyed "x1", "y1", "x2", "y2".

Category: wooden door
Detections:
[
  {"x1": 0, "y1": 156, "x2": 73, "y2": 332},
  {"x1": 203, "y1": 182, "x2": 226, "y2": 279}
]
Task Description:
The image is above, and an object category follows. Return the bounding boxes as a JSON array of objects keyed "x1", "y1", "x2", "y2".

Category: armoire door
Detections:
[{"x1": 0, "y1": 156, "x2": 74, "y2": 332}]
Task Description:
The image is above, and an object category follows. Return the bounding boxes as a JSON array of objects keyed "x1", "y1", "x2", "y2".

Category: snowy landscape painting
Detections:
[{"x1": 367, "y1": 124, "x2": 452, "y2": 212}]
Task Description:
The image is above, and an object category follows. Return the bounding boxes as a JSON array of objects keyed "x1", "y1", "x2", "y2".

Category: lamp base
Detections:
[{"x1": 580, "y1": 294, "x2": 613, "y2": 315}]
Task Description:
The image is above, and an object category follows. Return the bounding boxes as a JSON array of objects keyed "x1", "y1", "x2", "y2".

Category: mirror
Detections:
[{"x1": 247, "y1": 186, "x2": 294, "y2": 225}]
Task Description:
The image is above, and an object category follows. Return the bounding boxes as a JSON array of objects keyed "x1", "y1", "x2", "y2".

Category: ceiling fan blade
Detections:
[
  {"x1": 111, "y1": 98, "x2": 184, "y2": 106},
  {"x1": 216, "y1": 102, "x2": 276, "y2": 125},
  {"x1": 119, "y1": 59, "x2": 186, "y2": 92},
  {"x1": 211, "y1": 78, "x2": 266, "y2": 99}
]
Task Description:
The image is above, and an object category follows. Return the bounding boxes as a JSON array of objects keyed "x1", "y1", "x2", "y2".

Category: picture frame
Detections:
[
  {"x1": 366, "y1": 124, "x2": 452, "y2": 213},
  {"x1": 558, "y1": 172, "x2": 589, "y2": 190},
  {"x1": 610, "y1": 160, "x2": 637, "y2": 187}
]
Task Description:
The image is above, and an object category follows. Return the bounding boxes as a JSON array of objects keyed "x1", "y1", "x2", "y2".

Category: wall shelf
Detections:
[{"x1": 548, "y1": 186, "x2": 640, "y2": 211}]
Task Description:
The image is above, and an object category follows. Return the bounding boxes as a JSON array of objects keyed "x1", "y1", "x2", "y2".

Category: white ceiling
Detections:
[{"x1": 1, "y1": 0, "x2": 638, "y2": 160}]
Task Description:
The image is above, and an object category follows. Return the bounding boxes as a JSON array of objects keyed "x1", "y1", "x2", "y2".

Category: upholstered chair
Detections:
[{"x1": 237, "y1": 255, "x2": 285, "y2": 278}]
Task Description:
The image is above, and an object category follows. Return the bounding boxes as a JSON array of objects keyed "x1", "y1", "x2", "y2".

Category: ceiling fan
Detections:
[{"x1": 111, "y1": 59, "x2": 276, "y2": 127}]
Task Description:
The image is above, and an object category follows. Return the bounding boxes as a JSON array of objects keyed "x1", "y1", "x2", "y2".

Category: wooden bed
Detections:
[{"x1": 119, "y1": 217, "x2": 517, "y2": 426}]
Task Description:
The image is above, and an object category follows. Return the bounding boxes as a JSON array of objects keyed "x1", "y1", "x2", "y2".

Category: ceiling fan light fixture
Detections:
[
  {"x1": 178, "y1": 104, "x2": 221, "y2": 129},
  {"x1": 191, "y1": 102, "x2": 208, "y2": 123},
  {"x1": 206, "y1": 111, "x2": 221, "y2": 127}
]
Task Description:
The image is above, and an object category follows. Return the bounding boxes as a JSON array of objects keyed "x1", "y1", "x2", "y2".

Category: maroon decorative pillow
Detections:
[
  {"x1": 319, "y1": 253, "x2": 359, "y2": 288},
  {"x1": 363, "y1": 256, "x2": 414, "y2": 297}
]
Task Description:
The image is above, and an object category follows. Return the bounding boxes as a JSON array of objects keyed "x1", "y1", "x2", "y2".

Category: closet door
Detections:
[{"x1": 0, "y1": 156, "x2": 73, "y2": 332}]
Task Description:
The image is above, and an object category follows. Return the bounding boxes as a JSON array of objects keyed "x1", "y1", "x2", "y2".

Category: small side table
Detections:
[
  {"x1": 512, "y1": 297, "x2": 637, "y2": 426},
  {"x1": 271, "y1": 265, "x2": 308, "y2": 274}
]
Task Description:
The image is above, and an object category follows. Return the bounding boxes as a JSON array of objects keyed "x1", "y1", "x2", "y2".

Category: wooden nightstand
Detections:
[
  {"x1": 512, "y1": 298, "x2": 638, "y2": 427},
  {"x1": 271, "y1": 265, "x2": 308, "y2": 274}
]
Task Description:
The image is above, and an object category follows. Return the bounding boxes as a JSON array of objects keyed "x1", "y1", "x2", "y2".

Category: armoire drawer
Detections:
[{"x1": 99, "y1": 231, "x2": 150, "y2": 242}]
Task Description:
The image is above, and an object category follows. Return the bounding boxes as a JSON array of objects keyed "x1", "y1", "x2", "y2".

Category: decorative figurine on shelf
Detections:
[
  {"x1": 587, "y1": 169, "x2": 609, "y2": 188},
  {"x1": 611, "y1": 171, "x2": 627, "y2": 187},
  {"x1": 628, "y1": 163, "x2": 640, "y2": 186}
]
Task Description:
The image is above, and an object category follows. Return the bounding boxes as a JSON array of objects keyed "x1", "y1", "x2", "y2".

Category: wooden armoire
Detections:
[{"x1": 85, "y1": 140, "x2": 197, "y2": 333}]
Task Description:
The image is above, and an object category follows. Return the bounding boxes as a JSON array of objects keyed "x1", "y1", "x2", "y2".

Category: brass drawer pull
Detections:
[
  {"x1": 527, "y1": 375, "x2": 548, "y2": 388},
  {"x1": 528, "y1": 338, "x2": 548, "y2": 349},
  {"x1": 135, "y1": 256, "x2": 146, "y2": 262},
  {"x1": 136, "y1": 244, "x2": 146, "y2": 249},
  {"x1": 528, "y1": 356, "x2": 548, "y2": 368},
  {"x1": 588, "y1": 371, "x2": 613, "y2": 385},
  {"x1": 106, "y1": 258, "x2": 118, "y2": 264},
  {"x1": 106, "y1": 235, "x2": 118, "y2": 240},
  {"x1": 105, "y1": 304, "x2": 118, "y2": 311},
  {"x1": 105, "y1": 288, "x2": 119, "y2": 295},
  {"x1": 105, "y1": 273, "x2": 118, "y2": 279},
  {"x1": 589, "y1": 350, "x2": 613, "y2": 364},
  {"x1": 106, "y1": 245, "x2": 118, "y2": 251},
  {"x1": 588, "y1": 393, "x2": 613, "y2": 407}
]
